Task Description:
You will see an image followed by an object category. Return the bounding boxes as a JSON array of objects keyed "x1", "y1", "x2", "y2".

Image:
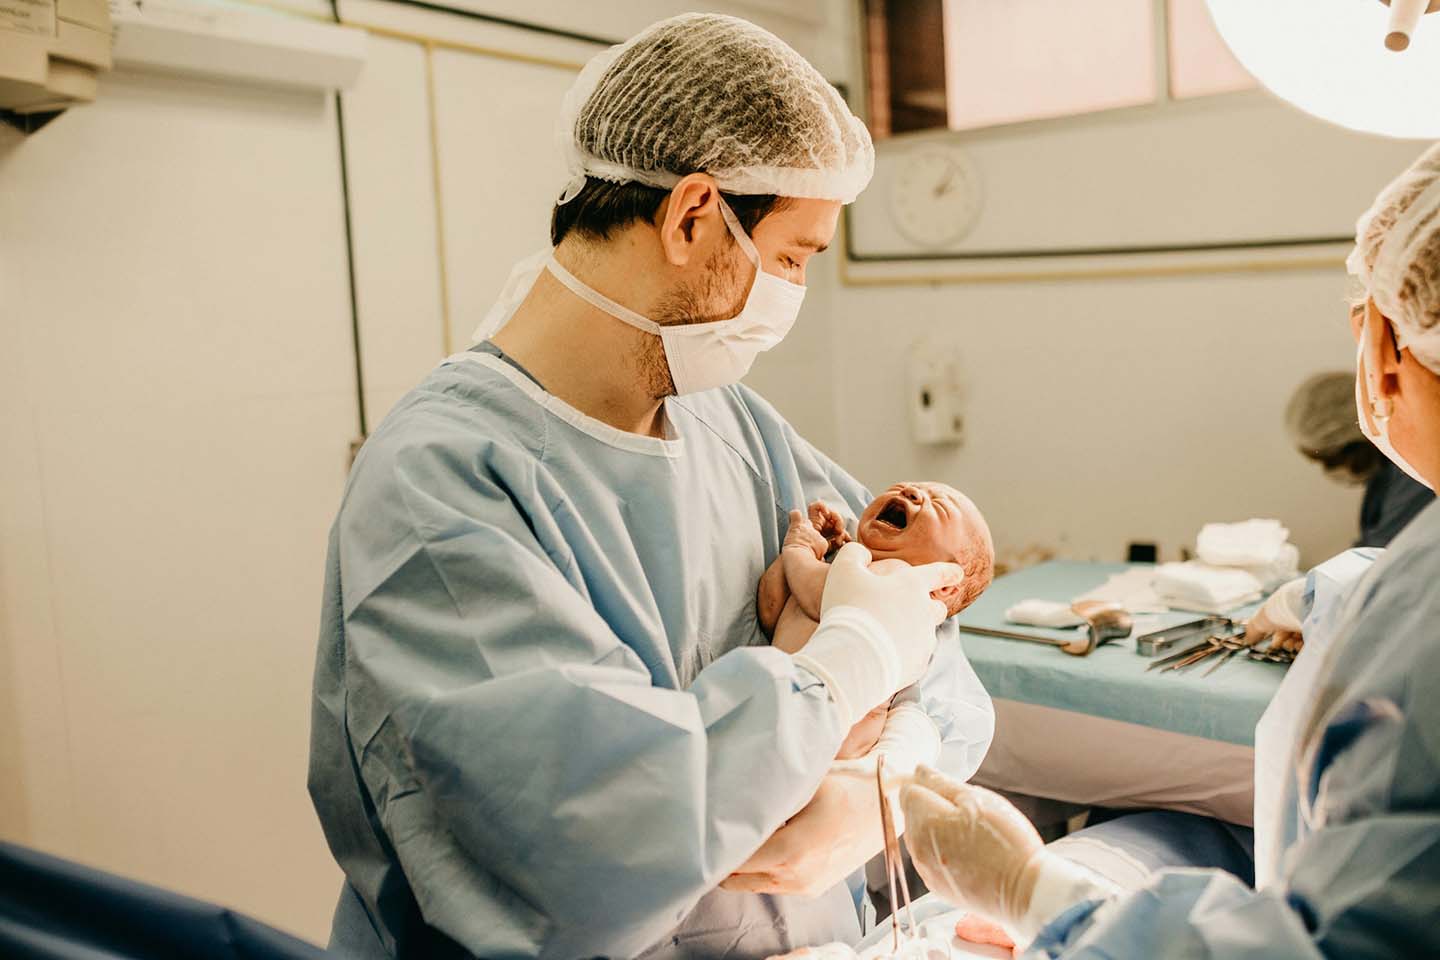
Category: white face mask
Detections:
[
  {"x1": 1355, "y1": 319, "x2": 1434, "y2": 490},
  {"x1": 542, "y1": 198, "x2": 805, "y2": 395}
]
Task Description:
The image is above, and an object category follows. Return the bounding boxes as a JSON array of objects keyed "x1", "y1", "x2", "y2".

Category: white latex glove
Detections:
[
  {"x1": 830, "y1": 701, "x2": 941, "y2": 783},
  {"x1": 765, "y1": 945, "x2": 858, "y2": 960},
  {"x1": 900, "y1": 765, "x2": 1114, "y2": 947},
  {"x1": 1243, "y1": 576, "x2": 1305, "y2": 654},
  {"x1": 792, "y1": 542, "x2": 962, "y2": 726}
]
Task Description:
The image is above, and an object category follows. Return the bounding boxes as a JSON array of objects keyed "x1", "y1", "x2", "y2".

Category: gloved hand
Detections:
[
  {"x1": 791, "y1": 543, "x2": 961, "y2": 726},
  {"x1": 821, "y1": 544, "x2": 957, "y2": 680},
  {"x1": 900, "y1": 766, "x2": 1113, "y2": 946},
  {"x1": 765, "y1": 945, "x2": 858, "y2": 960},
  {"x1": 1243, "y1": 577, "x2": 1305, "y2": 654}
]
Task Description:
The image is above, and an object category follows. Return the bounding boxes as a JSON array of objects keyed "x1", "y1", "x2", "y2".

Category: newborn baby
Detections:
[{"x1": 757, "y1": 482, "x2": 995, "y2": 756}]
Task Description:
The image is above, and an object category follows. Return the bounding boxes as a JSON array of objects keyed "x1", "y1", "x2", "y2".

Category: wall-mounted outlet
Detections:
[{"x1": 907, "y1": 340, "x2": 965, "y2": 446}]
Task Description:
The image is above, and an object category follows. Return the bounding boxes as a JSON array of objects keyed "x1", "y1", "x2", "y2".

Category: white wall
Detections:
[
  {"x1": 826, "y1": 18, "x2": 1429, "y2": 568},
  {"x1": 0, "y1": 71, "x2": 355, "y2": 937},
  {"x1": 822, "y1": 257, "x2": 1369, "y2": 567}
]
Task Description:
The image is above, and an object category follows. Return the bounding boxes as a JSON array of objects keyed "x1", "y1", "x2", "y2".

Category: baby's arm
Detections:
[
  {"x1": 780, "y1": 511, "x2": 830, "y2": 622},
  {"x1": 756, "y1": 555, "x2": 790, "y2": 638}
]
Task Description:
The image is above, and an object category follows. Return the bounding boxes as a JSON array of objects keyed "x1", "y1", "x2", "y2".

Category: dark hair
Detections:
[
  {"x1": 550, "y1": 178, "x2": 785, "y2": 246},
  {"x1": 1305, "y1": 440, "x2": 1385, "y2": 480}
]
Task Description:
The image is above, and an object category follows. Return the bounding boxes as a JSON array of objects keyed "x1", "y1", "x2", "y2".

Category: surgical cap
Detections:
[
  {"x1": 554, "y1": 13, "x2": 874, "y2": 205},
  {"x1": 1285, "y1": 372, "x2": 1365, "y2": 454},
  {"x1": 1347, "y1": 141, "x2": 1440, "y2": 375}
]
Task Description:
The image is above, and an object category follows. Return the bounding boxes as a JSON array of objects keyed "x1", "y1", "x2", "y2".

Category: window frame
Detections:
[{"x1": 861, "y1": 0, "x2": 1261, "y2": 143}]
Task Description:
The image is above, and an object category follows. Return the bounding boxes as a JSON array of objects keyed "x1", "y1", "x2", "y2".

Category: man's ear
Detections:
[
  {"x1": 1365, "y1": 302, "x2": 1399, "y2": 414},
  {"x1": 656, "y1": 173, "x2": 722, "y2": 268},
  {"x1": 1369, "y1": 303, "x2": 1403, "y2": 406}
]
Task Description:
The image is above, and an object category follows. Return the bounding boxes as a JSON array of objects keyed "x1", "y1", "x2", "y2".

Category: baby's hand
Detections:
[
  {"x1": 807, "y1": 501, "x2": 851, "y2": 553},
  {"x1": 784, "y1": 510, "x2": 829, "y2": 560},
  {"x1": 835, "y1": 703, "x2": 888, "y2": 760}
]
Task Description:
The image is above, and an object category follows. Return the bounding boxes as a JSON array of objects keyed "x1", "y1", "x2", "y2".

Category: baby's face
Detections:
[{"x1": 857, "y1": 481, "x2": 995, "y2": 614}]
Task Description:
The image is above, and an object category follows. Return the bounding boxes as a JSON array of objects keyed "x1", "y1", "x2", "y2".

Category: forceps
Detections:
[
  {"x1": 1146, "y1": 634, "x2": 1249, "y2": 674},
  {"x1": 877, "y1": 755, "x2": 917, "y2": 955},
  {"x1": 859, "y1": 759, "x2": 949, "y2": 959}
]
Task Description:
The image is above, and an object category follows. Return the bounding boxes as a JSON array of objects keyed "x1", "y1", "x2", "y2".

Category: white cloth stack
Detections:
[
  {"x1": 1195, "y1": 519, "x2": 1301, "y2": 591},
  {"x1": 1153, "y1": 519, "x2": 1301, "y2": 613},
  {"x1": 1152, "y1": 563, "x2": 1263, "y2": 613}
]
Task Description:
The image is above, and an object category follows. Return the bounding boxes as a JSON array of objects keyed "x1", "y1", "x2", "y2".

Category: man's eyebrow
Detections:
[{"x1": 792, "y1": 237, "x2": 830, "y2": 253}]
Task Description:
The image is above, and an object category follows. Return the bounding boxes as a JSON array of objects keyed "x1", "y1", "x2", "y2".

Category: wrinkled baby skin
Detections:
[
  {"x1": 758, "y1": 482, "x2": 995, "y2": 649},
  {"x1": 856, "y1": 482, "x2": 994, "y2": 613},
  {"x1": 755, "y1": 483, "x2": 994, "y2": 756}
]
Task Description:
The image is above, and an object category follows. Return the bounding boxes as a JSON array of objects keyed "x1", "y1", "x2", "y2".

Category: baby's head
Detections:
[{"x1": 856, "y1": 482, "x2": 995, "y2": 618}]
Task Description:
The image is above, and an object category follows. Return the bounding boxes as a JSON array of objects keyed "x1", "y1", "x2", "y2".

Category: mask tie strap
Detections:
[
  {"x1": 717, "y1": 198, "x2": 763, "y2": 268},
  {"x1": 544, "y1": 254, "x2": 665, "y2": 336}
]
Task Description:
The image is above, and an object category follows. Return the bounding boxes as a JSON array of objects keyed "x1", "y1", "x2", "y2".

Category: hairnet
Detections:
[
  {"x1": 1285, "y1": 371, "x2": 1365, "y2": 453},
  {"x1": 1347, "y1": 141, "x2": 1440, "y2": 375},
  {"x1": 554, "y1": 13, "x2": 874, "y2": 205}
]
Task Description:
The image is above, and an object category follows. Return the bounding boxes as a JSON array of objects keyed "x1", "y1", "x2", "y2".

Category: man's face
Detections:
[
  {"x1": 652, "y1": 198, "x2": 840, "y2": 328},
  {"x1": 641, "y1": 197, "x2": 840, "y2": 394}
]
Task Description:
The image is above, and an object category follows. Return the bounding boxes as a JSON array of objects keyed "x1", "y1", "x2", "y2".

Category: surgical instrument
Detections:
[
  {"x1": 1247, "y1": 645, "x2": 1298, "y2": 665},
  {"x1": 875, "y1": 756, "x2": 949, "y2": 960},
  {"x1": 958, "y1": 601, "x2": 1133, "y2": 657},
  {"x1": 1148, "y1": 632, "x2": 1263, "y2": 674},
  {"x1": 1146, "y1": 636, "x2": 1221, "y2": 672},
  {"x1": 1134, "y1": 617, "x2": 1236, "y2": 657},
  {"x1": 1201, "y1": 638, "x2": 1248, "y2": 677}
]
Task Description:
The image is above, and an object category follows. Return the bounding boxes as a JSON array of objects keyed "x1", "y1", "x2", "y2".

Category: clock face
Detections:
[{"x1": 889, "y1": 147, "x2": 982, "y2": 248}]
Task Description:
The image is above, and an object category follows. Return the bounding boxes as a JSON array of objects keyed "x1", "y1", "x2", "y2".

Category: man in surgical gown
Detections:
[{"x1": 306, "y1": 13, "x2": 994, "y2": 960}]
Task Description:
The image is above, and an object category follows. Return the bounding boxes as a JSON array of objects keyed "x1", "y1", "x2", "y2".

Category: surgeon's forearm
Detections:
[{"x1": 407, "y1": 648, "x2": 850, "y2": 958}]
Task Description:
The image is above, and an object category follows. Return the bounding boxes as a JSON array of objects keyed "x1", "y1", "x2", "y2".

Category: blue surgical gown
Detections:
[
  {"x1": 1027, "y1": 499, "x2": 1440, "y2": 958},
  {"x1": 307, "y1": 348, "x2": 994, "y2": 960}
]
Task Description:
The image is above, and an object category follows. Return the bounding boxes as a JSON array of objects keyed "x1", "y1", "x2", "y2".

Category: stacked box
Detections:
[{"x1": 0, "y1": 0, "x2": 111, "y2": 113}]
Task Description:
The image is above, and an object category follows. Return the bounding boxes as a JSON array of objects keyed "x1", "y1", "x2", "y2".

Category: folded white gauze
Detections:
[
  {"x1": 1196, "y1": 519, "x2": 1291, "y2": 568},
  {"x1": 1006, "y1": 600, "x2": 1084, "y2": 628},
  {"x1": 1233, "y1": 542, "x2": 1301, "y2": 592},
  {"x1": 1153, "y1": 562, "x2": 1262, "y2": 613},
  {"x1": 1074, "y1": 568, "x2": 1169, "y2": 614}
]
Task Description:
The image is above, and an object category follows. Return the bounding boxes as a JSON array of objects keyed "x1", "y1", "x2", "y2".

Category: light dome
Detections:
[{"x1": 1206, "y1": 0, "x2": 1440, "y2": 139}]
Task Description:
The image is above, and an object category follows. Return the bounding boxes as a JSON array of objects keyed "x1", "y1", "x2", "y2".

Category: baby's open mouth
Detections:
[{"x1": 876, "y1": 498, "x2": 909, "y2": 530}]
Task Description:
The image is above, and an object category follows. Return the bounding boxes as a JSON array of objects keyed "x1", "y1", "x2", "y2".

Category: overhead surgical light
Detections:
[{"x1": 1205, "y1": 0, "x2": 1440, "y2": 139}]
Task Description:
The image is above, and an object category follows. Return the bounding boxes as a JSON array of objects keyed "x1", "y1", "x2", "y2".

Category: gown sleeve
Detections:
[
  {"x1": 1024, "y1": 526, "x2": 1440, "y2": 959},
  {"x1": 333, "y1": 435, "x2": 852, "y2": 959}
]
